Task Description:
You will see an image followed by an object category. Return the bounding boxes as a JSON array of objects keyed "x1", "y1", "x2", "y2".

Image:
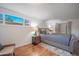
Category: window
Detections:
[
  {"x1": 0, "y1": 14, "x2": 3, "y2": 23},
  {"x1": 25, "y1": 19, "x2": 30, "y2": 26},
  {"x1": 5, "y1": 14, "x2": 23, "y2": 25},
  {"x1": 0, "y1": 13, "x2": 31, "y2": 26}
]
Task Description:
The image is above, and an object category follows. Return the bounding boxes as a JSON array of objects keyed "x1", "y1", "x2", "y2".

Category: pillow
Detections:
[{"x1": 0, "y1": 44, "x2": 4, "y2": 50}]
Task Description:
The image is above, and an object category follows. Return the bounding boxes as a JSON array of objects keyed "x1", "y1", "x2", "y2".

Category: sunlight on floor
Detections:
[{"x1": 39, "y1": 43, "x2": 72, "y2": 56}]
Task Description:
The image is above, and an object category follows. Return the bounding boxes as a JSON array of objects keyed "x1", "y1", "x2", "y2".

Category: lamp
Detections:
[
  {"x1": 31, "y1": 24, "x2": 39, "y2": 36},
  {"x1": 48, "y1": 24, "x2": 55, "y2": 34}
]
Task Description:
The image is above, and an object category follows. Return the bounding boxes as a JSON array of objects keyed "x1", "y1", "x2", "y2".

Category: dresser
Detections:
[{"x1": 32, "y1": 36, "x2": 41, "y2": 45}]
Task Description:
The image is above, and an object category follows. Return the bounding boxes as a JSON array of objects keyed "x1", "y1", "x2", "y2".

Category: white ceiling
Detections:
[{"x1": 0, "y1": 3, "x2": 79, "y2": 21}]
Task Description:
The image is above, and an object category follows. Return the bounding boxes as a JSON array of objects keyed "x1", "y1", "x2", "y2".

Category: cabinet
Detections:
[{"x1": 32, "y1": 36, "x2": 41, "y2": 45}]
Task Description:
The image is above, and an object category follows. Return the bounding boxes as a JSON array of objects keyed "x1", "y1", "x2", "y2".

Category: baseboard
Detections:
[{"x1": 15, "y1": 42, "x2": 32, "y2": 48}]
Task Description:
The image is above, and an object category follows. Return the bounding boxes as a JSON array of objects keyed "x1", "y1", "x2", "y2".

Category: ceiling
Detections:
[{"x1": 0, "y1": 3, "x2": 79, "y2": 21}]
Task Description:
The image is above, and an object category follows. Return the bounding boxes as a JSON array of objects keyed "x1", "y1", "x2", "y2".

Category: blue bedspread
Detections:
[{"x1": 41, "y1": 34, "x2": 70, "y2": 46}]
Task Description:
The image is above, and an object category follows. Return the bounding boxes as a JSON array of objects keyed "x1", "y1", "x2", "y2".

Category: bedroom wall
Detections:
[
  {"x1": 38, "y1": 19, "x2": 79, "y2": 40},
  {"x1": 70, "y1": 19, "x2": 79, "y2": 39},
  {"x1": 0, "y1": 7, "x2": 39, "y2": 48},
  {"x1": 0, "y1": 24, "x2": 33, "y2": 47},
  {"x1": 60, "y1": 19, "x2": 79, "y2": 40},
  {"x1": 38, "y1": 21, "x2": 48, "y2": 28}
]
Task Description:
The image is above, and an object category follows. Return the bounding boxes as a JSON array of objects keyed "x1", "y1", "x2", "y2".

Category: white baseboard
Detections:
[{"x1": 15, "y1": 41, "x2": 32, "y2": 48}]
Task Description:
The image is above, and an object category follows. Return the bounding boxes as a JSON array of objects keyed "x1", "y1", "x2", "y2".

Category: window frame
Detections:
[
  {"x1": 0, "y1": 13, "x2": 31, "y2": 26},
  {"x1": 5, "y1": 14, "x2": 24, "y2": 25},
  {"x1": 0, "y1": 13, "x2": 3, "y2": 23}
]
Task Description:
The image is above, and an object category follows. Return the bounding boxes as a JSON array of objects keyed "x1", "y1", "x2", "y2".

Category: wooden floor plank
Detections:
[{"x1": 14, "y1": 44, "x2": 57, "y2": 56}]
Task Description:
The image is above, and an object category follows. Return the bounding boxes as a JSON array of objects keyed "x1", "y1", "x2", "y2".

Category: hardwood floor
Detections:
[{"x1": 14, "y1": 44, "x2": 57, "y2": 56}]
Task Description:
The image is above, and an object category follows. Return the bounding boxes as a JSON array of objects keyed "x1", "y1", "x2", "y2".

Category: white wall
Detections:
[
  {"x1": 38, "y1": 20, "x2": 63, "y2": 28},
  {"x1": 0, "y1": 24, "x2": 33, "y2": 47},
  {"x1": 0, "y1": 8, "x2": 40, "y2": 48},
  {"x1": 38, "y1": 21, "x2": 48, "y2": 28},
  {"x1": 61, "y1": 19, "x2": 79, "y2": 40},
  {"x1": 58, "y1": 19, "x2": 79, "y2": 39},
  {"x1": 70, "y1": 20, "x2": 79, "y2": 39},
  {"x1": 38, "y1": 19, "x2": 79, "y2": 40}
]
